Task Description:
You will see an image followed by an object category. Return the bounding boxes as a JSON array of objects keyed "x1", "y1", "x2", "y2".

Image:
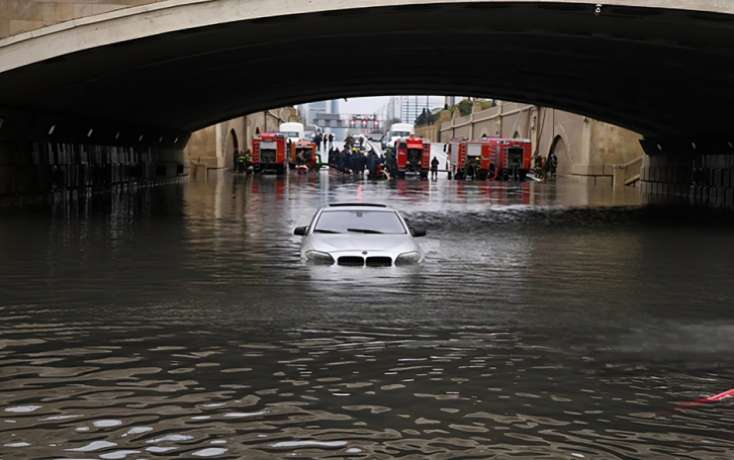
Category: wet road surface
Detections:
[{"x1": 1, "y1": 173, "x2": 733, "y2": 459}]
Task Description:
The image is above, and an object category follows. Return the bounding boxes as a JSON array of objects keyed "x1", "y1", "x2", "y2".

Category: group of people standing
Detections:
[
  {"x1": 313, "y1": 131, "x2": 334, "y2": 152},
  {"x1": 533, "y1": 150, "x2": 559, "y2": 179},
  {"x1": 328, "y1": 145, "x2": 386, "y2": 179},
  {"x1": 330, "y1": 135, "x2": 389, "y2": 179},
  {"x1": 234, "y1": 149, "x2": 252, "y2": 173}
]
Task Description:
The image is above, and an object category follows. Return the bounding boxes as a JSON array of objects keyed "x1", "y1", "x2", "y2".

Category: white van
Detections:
[
  {"x1": 279, "y1": 122, "x2": 305, "y2": 143},
  {"x1": 387, "y1": 122, "x2": 414, "y2": 147}
]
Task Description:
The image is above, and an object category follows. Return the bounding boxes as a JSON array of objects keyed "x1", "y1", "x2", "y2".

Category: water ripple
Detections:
[{"x1": 0, "y1": 176, "x2": 733, "y2": 458}]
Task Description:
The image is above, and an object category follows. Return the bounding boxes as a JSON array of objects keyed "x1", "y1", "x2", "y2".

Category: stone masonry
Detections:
[{"x1": 0, "y1": 1, "x2": 164, "y2": 38}]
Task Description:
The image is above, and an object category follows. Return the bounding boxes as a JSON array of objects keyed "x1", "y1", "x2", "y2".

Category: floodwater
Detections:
[{"x1": 1, "y1": 172, "x2": 733, "y2": 459}]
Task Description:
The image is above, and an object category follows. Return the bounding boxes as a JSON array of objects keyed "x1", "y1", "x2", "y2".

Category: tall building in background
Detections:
[
  {"x1": 381, "y1": 96, "x2": 444, "y2": 125},
  {"x1": 400, "y1": 96, "x2": 432, "y2": 124},
  {"x1": 300, "y1": 100, "x2": 341, "y2": 126},
  {"x1": 297, "y1": 105, "x2": 309, "y2": 124},
  {"x1": 305, "y1": 101, "x2": 328, "y2": 125},
  {"x1": 383, "y1": 97, "x2": 400, "y2": 122}
]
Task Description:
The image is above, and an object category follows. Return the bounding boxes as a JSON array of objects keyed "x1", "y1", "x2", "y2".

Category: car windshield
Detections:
[
  {"x1": 282, "y1": 131, "x2": 300, "y2": 138},
  {"x1": 314, "y1": 210, "x2": 406, "y2": 234},
  {"x1": 391, "y1": 131, "x2": 411, "y2": 137}
]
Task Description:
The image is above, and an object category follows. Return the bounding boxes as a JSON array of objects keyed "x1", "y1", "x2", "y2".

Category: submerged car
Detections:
[{"x1": 293, "y1": 203, "x2": 426, "y2": 267}]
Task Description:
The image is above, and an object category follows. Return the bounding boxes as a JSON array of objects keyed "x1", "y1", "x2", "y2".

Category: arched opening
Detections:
[
  {"x1": 0, "y1": 1, "x2": 730, "y2": 140},
  {"x1": 225, "y1": 129, "x2": 239, "y2": 171},
  {"x1": 548, "y1": 135, "x2": 569, "y2": 176},
  {"x1": 513, "y1": 131, "x2": 520, "y2": 139}
]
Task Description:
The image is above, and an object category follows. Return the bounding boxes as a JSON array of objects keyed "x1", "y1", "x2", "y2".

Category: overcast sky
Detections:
[{"x1": 325, "y1": 96, "x2": 447, "y2": 116}]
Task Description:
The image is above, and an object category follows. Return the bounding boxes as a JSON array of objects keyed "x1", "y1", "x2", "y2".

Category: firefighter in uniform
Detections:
[
  {"x1": 431, "y1": 157, "x2": 439, "y2": 180},
  {"x1": 236, "y1": 150, "x2": 247, "y2": 173}
]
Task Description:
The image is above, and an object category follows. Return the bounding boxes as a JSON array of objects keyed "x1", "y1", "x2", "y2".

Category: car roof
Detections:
[
  {"x1": 321, "y1": 203, "x2": 396, "y2": 212},
  {"x1": 329, "y1": 203, "x2": 386, "y2": 208}
]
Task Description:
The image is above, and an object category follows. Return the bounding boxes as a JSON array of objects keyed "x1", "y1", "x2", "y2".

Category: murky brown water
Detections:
[{"x1": 1, "y1": 172, "x2": 733, "y2": 459}]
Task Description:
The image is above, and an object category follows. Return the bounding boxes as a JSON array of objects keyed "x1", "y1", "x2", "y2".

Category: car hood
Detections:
[{"x1": 309, "y1": 234, "x2": 417, "y2": 253}]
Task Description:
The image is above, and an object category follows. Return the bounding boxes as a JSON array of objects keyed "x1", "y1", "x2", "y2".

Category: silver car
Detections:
[{"x1": 293, "y1": 203, "x2": 426, "y2": 267}]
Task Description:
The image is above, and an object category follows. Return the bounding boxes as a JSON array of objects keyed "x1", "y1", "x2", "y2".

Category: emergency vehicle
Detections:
[
  {"x1": 393, "y1": 136, "x2": 431, "y2": 179},
  {"x1": 289, "y1": 139, "x2": 318, "y2": 170},
  {"x1": 449, "y1": 138, "x2": 532, "y2": 180},
  {"x1": 252, "y1": 133, "x2": 288, "y2": 174},
  {"x1": 385, "y1": 122, "x2": 414, "y2": 148},
  {"x1": 449, "y1": 140, "x2": 493, "y2": 180},
  {"x1": 491, "y1": 138, "x2": 532, "y2": 180},
  {"x1": 279, "y1": 122, "x2": 304, "y2": 143}
]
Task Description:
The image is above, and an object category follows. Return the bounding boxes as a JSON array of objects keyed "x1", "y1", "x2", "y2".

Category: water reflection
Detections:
[{"x1": 0, "y1": 173, "x2": 733, "y2": 459}]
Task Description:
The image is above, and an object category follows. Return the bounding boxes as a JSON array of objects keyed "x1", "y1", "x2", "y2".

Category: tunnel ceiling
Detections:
[{"x1": 0, "y1": 1, "x2": 733, "y2": 139}]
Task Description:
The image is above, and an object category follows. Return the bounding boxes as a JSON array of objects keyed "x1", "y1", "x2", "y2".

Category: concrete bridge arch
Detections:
[
  {"x1": 0, "y1": 0, "x2": 733, "y2": 141},
  {"x1": 550, "y1": 135, "x2": 570, "y2": 176},
  {"x1": 225, "y1": 129, "x2": 239, "y2": 169},
  {"x1": 1, "y1": 0, "x2": 734, "y2": 205}
]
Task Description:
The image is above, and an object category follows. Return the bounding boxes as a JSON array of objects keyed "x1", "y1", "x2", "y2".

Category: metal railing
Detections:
[{"x1": 612, "y1": 156, "x2": 643, "y2": 188}]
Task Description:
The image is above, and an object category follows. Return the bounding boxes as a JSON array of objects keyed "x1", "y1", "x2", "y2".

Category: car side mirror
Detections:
[
  {"x1": 411, "y1": 228, "x2": 426, "y2": 237},
  {"x1": 293, "y1": 226, "x2": 307, "y2": 236}
]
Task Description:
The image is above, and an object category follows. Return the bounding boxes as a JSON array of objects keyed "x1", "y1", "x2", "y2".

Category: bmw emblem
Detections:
[{"x1": 362, "y1": 251, "x2": 368, "y2": 255}]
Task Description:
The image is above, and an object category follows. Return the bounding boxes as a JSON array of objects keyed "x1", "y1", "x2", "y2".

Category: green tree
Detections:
[
  {"x1": 415, "y1": 108, "x2": 439, "y2": 126},
  {"x1": 456, "y1": 99, "x2": 473, "y2": 116}
]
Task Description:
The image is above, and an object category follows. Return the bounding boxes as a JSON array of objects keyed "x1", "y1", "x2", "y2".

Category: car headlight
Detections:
[
  {"x1": 304, "y1": 250, "x2": 334, "y2": 265},
  {"x1": 395, "y1": 251, "x2": 421, "y2": 266}
]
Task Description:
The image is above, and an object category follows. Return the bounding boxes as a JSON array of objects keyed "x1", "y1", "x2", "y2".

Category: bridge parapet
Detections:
[
  {"x1": 3, "y1": 0, "x2": 734, "y2": 43},
  {"x1": 0, "y1": 0, "x2": 163, "y2": 39}
]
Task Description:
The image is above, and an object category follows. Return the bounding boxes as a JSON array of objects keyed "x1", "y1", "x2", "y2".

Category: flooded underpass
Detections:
[{"x1": 1, "y1": 173, "x2": 733, "y2": 459}]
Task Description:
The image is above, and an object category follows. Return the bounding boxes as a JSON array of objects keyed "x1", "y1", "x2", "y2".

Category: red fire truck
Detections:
[
  {"x1": 393, "y1": 135, "x2": 431, "y2": 179},
  {"x1": 490, "y1": 138, "x2": 532, "y2": 180},
  {"x1": 289, "y1": 139, "x2": 318, "y2": 170},
  {"x1": 449, "y1": 140, "x2": 494, "y2": 180},
  {"x1": 449, "y1": 138, "x2": 532, "y2": 180},
  {"x1": 252, "y1": 133, "x2": 288, "y2": 174}
]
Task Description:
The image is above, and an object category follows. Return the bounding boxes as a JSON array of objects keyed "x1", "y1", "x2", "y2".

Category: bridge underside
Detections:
[
  {"x1": 0, "y1": 2, "x2": 733, "y2": 138},
  {"x1": 0, "y1": 1, "x2": 733, "y2": 204}
]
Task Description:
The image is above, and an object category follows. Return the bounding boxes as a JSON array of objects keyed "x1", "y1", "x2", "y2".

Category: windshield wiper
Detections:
[
  {"x1": 313, "y1": 229, "x2": 341, "y2": 234},
  {"x1": 346, "y1": 228, "x2": 383, "y2": 234}
]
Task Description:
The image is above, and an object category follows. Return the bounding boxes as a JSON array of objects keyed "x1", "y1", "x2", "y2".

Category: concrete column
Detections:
[
  {"x1": 214, "y1": 124, "x2": 224, "y2": 169},
  {"x1": 530, "y1": 106, "x2": 539, "y2": 155},
  {"x1": 469, "y1": 112, "x2": 474, "y2": 140},
  {"x1": 580, "y1": 116, "x2": 592, "y2": 166},
  {"x1": 498, "y1": 101, "x2": 503, "y2": 137}
]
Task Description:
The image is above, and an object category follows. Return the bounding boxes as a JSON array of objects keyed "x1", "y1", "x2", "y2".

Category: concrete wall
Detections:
[
  {"x1": 0, "y1": 0, "x2": 163, "y2": 38},
  {"x1": 434, "y1": 102, "x2": 644, "y2": 185},
  {"x1": 0, "y1": 106, "x2": 302, "y2": 199},
  {"x1": 183, "y1": 107, "x2": 299, "y2": 171},
  {"x1": 415, "y1": 124, "x2": 440, "y2": 142},
  {"x1": 415, "y1": 111, "x2": 450, "y2": 141},
  {"x1": 591, "y1": 120, "x2": 646, "y2": 166},
  {"x1": 0, "y1": 138, "x2": 185, "y2": 201},
  {"x1": 0, "y1": 0, "x2": 302, "y2": 184},
  {"x1": 639, "y1": 143, "x2": 734, "y2": 209},
  {"x1": 535, "y1": 107, "x2": 590, "y2": 177}
]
